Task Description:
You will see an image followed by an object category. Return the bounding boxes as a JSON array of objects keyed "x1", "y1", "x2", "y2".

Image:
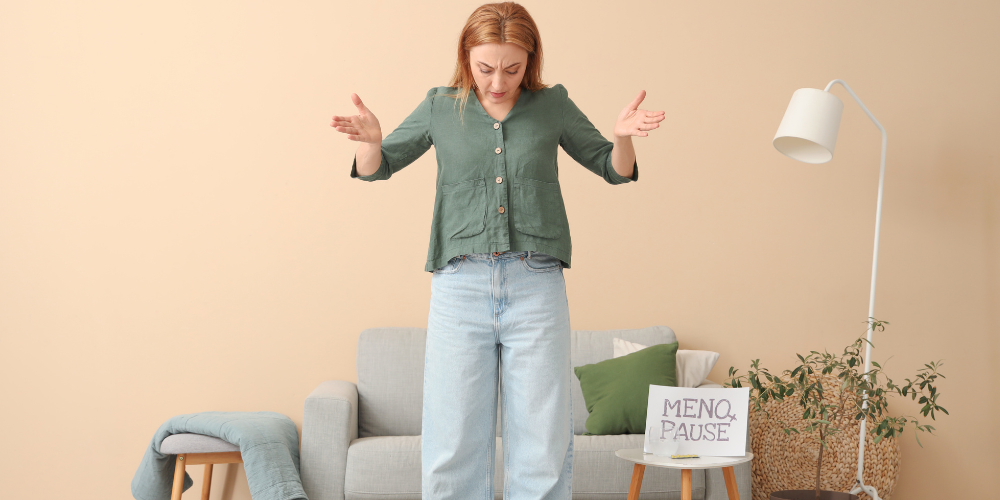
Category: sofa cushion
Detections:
[
  {"x1": 574, "y1": 342, "x2": 679, "y2": 435},
  {"x1": 356, "y1": 328, "x2": 427, "y2": 437},
  {"x1": 344, "y1": 435, "x2": 505, "y2": 500},
  {"x1": 613, "y1": 337, "x2": 722, "y2": 388},
  {"x1": 569, "y1": 326, "x2": 678, "y2": 435},
  {"x1": 343, "y1": 434, "x2": 705, "y2": 500},
  {"x1": 356, "y1": 327, "x2": 505, "y2": 438},
  {"x1": 356, "y1": 326, "x2": 679, "y2": 437}
]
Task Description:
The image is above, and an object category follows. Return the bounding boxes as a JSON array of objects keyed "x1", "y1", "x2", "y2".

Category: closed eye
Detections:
[{"x1": 481, "y1": 70, "x2": 518, "y2": 75}]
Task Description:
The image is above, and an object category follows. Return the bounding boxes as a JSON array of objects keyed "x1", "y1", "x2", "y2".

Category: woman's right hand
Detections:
[{"x1": 330, "y1": 93, "x2": 383, "y2": 144}]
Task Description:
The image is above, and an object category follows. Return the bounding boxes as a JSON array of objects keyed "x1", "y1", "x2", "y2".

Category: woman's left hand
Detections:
[{"x1": 614, "y1": 90, "x2": 664, "y2": 138}]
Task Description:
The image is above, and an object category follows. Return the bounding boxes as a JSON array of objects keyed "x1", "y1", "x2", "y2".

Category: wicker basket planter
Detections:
[{"x1": 749, "y1": 374, "x2": 900, "y2": 500}]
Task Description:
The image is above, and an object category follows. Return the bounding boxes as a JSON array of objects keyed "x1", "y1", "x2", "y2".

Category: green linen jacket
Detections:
[{"x1": 351, "y1": 83, "x2": 639, "y2": 272}]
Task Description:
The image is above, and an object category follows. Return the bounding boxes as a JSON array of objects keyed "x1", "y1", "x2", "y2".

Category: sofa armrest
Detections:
[{"x1": 301, "y1": 380, "x2": 359, "y2": 500}]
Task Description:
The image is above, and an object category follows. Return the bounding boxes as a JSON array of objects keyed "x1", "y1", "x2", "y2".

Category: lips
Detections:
[{"x1": 490, "y1": 92, "x2": 505, "y2": 97}]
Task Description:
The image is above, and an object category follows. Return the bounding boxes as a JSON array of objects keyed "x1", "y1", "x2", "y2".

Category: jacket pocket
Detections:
[
  {"x1": 439, "y1": 178, "x2": 487, "y2": 238},
  {"x1": 511, "y1": 176, "x2": 565, "y2": 239}
]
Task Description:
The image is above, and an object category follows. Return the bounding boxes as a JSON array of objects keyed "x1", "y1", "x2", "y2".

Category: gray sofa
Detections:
[{"x1": 300, "y1": 326, "x2": 751, "y2": 500}]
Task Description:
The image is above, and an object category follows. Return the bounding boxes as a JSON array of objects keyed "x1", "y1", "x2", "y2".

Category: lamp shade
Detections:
[{"x1": 773, "y1": 88, "x2": 844, "y2": 164}]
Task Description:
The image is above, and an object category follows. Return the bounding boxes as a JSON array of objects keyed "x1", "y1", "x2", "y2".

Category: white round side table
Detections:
[{"x1": 615, "y1": 449, "x2": 753, "y2": 500}]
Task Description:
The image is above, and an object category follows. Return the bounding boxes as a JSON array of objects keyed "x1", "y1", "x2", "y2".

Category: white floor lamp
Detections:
[{"x1": 772, "y1": 79, "x2": 886, "y2": 500}]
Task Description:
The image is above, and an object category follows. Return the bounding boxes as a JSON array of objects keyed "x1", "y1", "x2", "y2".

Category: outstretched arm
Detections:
[{"x1": 331, "y1": 88, "x2": 437, "y2": 182}]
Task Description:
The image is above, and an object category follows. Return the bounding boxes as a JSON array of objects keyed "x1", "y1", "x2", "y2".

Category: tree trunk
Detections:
[{"x1": 815, "y1": 428, "x2": 825, "y2": 500}]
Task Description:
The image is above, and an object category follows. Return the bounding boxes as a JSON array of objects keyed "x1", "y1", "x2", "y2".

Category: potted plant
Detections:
[{"x1": 724, "y1": 319, "x2": 948, "y2": 500}]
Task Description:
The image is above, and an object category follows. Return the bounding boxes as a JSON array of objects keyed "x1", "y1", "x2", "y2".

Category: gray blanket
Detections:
[{"x1": 131, "y1": 411, "x2": 307, "y2": 500}]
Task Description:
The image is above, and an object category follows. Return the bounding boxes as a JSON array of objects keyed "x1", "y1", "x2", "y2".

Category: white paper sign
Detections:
[{"x1": 644, "y1": 385, "x2": 750, "y2": 457}]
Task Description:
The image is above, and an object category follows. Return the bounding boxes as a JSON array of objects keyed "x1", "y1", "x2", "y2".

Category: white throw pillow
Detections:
[{"x1": 612, "y1": 337, "x2": 721, "y2": 388}]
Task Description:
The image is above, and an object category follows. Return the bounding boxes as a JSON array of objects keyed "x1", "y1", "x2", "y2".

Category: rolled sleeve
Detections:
[
  {"x1": 349, "y1": 87, "x2": 437, "y2": 181},
  {"x1": 350, "y1": 152, "x2": 390, "y2": 181},
  {"x1": 558, "y1": 84, "x2": 638, "y2": 185},
  {"x1": 604, "y1": 156, "x2": 639, "y2": 184}
]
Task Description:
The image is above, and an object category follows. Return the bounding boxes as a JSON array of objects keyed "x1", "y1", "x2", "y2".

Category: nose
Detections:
[{"x1": 492, "y1": 73, "x2": 503, "y2": 92}]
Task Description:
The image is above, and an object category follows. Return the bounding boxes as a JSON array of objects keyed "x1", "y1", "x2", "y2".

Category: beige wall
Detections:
[{"x1": 1, "y1": 1, "x2": 996, "y2": 498}]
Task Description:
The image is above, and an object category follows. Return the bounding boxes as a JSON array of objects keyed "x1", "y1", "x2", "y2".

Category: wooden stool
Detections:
[{"x1": 161, "y1": 433, "x2": 243, "y2": 500}]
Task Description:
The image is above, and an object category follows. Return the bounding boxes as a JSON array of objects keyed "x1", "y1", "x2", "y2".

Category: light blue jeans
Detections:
[{"x1": 422, "y1": 251, "x2": 574, "y2": 500}]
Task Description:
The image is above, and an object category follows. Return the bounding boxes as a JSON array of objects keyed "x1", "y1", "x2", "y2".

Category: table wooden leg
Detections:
[
  {"x1": 681, "y1": 469, "x2": 693, "y2": 500},
  {"x1": 722, "y1": 466, "x2": 740, "y2": 500},
  {"x1": 627, "y1": 463, "x2": 645, "y2": 500}
]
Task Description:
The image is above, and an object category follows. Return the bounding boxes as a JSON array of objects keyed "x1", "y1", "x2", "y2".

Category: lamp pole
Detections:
[
  {"x1": 773, "y1": 79, "x2": 889, "y2": 499},
  {"x1": 822, "y1": 79, "x2": 887, "y2": 500}
]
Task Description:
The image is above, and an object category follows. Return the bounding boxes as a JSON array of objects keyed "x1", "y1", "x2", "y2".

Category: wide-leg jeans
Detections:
[{"x1": 422, "y1": 251, "x2": 574, "y2": 500}]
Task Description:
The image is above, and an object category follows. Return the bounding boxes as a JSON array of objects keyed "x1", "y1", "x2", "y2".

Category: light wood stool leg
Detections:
[
  {"x1": 722, "y1": 466, "x2": 740, "y2": 500},
  {"x1": 681, "y1": 469, "x2": 693, "y2": 500},
  {"x1": 627, "y1": 463, "x2": 645, "y2": 500},
  {"x1": 170, "y1": 454, "x2": 186, "y2": 500},
  {"x1": 201, "y1": 463, "x2": 214, "y2": 500}
]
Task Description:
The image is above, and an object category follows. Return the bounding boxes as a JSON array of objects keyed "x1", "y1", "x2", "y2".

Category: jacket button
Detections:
[
  {"x1": 494, "y1": 122, "x2": 500, "y2": 129},
  {"x1": 496, "y1": 176, "x2": 503, "y2": 184},
  {"x1": 498, "y1": 206, "x2": 505, "y2": 214},
  {"x1": 495, "y1": 147, "x2": 502, "y2": 154}
]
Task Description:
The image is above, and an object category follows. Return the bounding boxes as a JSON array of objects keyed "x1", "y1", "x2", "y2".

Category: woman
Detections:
[{"x1": 330, "y1": 3, "x2": 663, "y2": 499}]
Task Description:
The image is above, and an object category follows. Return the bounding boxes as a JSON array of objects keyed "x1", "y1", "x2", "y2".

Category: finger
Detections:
[
  {"x1": 333, "y1": 117, "x2": 363, "y2": 130},
  {"x1": 331, "y1": 121, "x2": 354, "y2": 131},
  {"x1": 627, "y1": 90, "x2": 646, "y2": 111},
  {"x1": 644, "y1": 110, "x2": 665, "y2": 116},
  {"x1": 352, "y1": 93, "x2": 368, "y2": 113},
  {"x1": 335, "y1": 126, "x2": 360, "y2": 135},
  {"x1": 644, "y1": 115, "x2": 665, "y2": 123}
]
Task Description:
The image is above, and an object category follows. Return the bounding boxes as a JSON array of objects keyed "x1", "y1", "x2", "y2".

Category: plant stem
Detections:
[{"x1": 816, "y1": 427, "x2": 824, "y2": 500}]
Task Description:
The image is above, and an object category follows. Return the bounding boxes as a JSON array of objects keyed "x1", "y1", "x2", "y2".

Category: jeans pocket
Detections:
[
  {"x1": 439, "y1": 178, "x2": 487, "y2": 238},
  {"x1": 521, "y1": 252, "x2": 562, "y2": 273},
  {"x1": 432, "y1": 255, "x2": 466, "y2": 274}
]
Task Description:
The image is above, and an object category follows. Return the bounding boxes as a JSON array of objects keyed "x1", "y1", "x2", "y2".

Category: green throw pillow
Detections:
[{"x1": 573, "y1": 341, "x2": 678, "y2": 435}]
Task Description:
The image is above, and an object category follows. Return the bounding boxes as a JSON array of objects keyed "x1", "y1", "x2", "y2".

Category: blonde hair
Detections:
[{"x1": 444, "y1": 2, "x2": 548, "y2": 123}]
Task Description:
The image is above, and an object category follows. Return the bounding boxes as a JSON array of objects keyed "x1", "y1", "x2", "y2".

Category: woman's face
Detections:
[{"x1": 469, "y1": 42, "x2": 529, "y2": 106}]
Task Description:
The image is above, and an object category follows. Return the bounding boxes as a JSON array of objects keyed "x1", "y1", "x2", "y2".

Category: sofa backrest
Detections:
[{"x1": 355, "y1": 325, "x2": 678, "y2": 438}]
